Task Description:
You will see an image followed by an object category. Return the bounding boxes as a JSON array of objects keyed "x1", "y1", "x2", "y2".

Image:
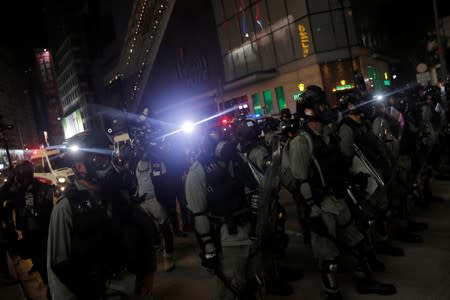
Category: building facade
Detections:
[
  {"x1": 211, "y1": 0, "x2": 392, "y2": 114},
  {"x1": 34, "y1": 49, "x2": 65, "y2": 145},
  {"x1": 55, "y1": 35, "x2": 98, "y2": 139}
]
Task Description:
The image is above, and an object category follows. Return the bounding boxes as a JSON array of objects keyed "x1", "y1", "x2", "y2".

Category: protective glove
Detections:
[
  {"x1": 351, "y1": 172, "x2": 369, "y2": 190},
  {"x1": 201, "y1": 252, "x2": 219, "y2": 274}
]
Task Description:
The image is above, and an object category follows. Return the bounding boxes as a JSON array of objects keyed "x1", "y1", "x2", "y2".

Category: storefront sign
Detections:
[
  {"x1": 298, "y1": 25, "x2": 310, "y2": 58},
  {"x1": 335, "y1": 84, "x2": 353, "y2": 91},
  {"x1": 293, "y1": 92, "x2": 304, "y2": 101}
]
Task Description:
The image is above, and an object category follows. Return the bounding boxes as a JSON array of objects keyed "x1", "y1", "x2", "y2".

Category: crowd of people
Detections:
[{"x1": 0, "y1": 82, "x2": 448, "y2": 300}]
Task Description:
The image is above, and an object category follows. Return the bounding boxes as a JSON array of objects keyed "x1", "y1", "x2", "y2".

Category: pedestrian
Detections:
[
  {"x1": 136, "y1": 148, "x2": 175, "y2": 272},
  {"x1": 338, "y1": 93, "x2": 404, "y2": 257}
]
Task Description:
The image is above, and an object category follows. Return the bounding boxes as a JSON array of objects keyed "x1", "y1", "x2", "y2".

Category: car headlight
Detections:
[{"x1": 57, "y1": 177, "x2": 66, "y2": 184}]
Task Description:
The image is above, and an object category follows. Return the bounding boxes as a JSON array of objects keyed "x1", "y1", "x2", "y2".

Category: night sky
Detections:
[
  {"x1": 0, "y1": 0, "x2": 49, "y2": 68},
  {"x1": 1, "y1": 0, "x2": 450, "y2": 70}
]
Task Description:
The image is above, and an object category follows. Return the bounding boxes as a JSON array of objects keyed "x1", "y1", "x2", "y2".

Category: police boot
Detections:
[
  {"x1": 354, "y1": 256, "x2": 396, "y2": 295},
  {"x1": 321, "y1": 260, "x2": 342, "y2": 300}
]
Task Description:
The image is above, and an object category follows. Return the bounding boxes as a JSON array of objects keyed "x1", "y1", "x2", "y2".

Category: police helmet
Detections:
[
  {"x1": 63, "y1": 131, "x2": 113, "y2": 180},
  {"x1": 112, "y1": 141, "x2": 135, "y2": 173},
  {"x1": 296, "y1": 85, "x2": 328, "y2": 122},
  {"x1": 280, "y1": 108, "x2": 292, "y2": 121},
  {"x1": 14, "y1": 160, "x2": 34, "y2": 185},
  {"x1": 338, "y1": 92, "x2": 364, "y2": 116},
  {"x1": 280, "y1": 119, "x2": 300, "y2": 137}
]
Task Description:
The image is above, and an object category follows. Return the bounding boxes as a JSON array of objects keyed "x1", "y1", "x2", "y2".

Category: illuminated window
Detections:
[
  {"x1": 275, "y1": 86, "x2": 287, "y2": 110},
  {"x1": 263, "y1": 89, "x2": 274, "y2": 114},
  {"x1": 252, "y1": 93, "x2": 263, "y2": 115}
]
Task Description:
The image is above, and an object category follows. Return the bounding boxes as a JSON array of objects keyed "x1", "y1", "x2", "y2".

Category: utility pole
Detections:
[{"x1": 433, "y1": 0, "x2": 448, "y2": 82}]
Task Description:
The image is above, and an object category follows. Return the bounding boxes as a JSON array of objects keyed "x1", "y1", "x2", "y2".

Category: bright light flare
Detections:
[
  {"x1": 182, "y1": 121, "x2": 195, "y2": 133},
  {"x1": 69, "y1": 145, "x2": 80, "y2": 152},
  {"x1": 376, "y1": 95, "x2": 383, "y2": 101}
]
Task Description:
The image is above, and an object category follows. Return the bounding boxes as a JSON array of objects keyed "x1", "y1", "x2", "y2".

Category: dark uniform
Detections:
[
  {"x1": 283, "y1": 86, "x2": 396, "y2": 299},
  {"x1": 185, "y1": 129, "x2": 262, "y2": 300},
  {"x1": 47, "y1": 131, "x2": 156, "y2": 300}
]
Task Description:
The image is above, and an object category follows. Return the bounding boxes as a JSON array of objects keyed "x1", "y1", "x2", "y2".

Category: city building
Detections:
[
  {"x1": 34, "y1": 48, "x2": 65, "y2": 145},
  {"x1": 55, "y1": 35, "x2": 98, "y2": 139},
  {"x1": 100, "y1": 0, "x2": 394, "y2": 121},
  {"x1": 209, "y1": 0, "x2": 392, "y2": 114}
]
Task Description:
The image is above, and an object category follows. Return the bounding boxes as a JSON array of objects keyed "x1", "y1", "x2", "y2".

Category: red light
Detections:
[
  {"x1": 221, "y1": 119, "x2": 228, "y2": 124},
  {"x1": 32, "y1": 150, "x2": 38, "y2": 155}
]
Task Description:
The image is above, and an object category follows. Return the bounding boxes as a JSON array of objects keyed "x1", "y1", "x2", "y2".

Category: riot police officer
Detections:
[
  {"x1": 47, "y1": 131, "x2": 156, "y2": 300},
  {"x1": 233, "y1": 118, "x2": 297, "y2": 296},
  {"x1": 338, "y1": 93, "x2": 404, "y2": 257},
  {"x1": 282, "y1": 85, "x2": 395, "y2": 299},
  {"x1": 185, "y1": 125, "x2": 262, "y2": 299}
]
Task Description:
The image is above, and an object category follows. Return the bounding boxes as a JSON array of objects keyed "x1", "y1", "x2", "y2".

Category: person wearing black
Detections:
[
  {"x1": 47, "y1": 131, "x2": 157, "y2": 300},
  {"x1": 2, "y1": 161, "x2": 54, "y2": 291}
]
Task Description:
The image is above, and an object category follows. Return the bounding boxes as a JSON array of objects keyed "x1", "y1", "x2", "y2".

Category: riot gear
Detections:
[
  {"x1": 280, "y1": 108, "x2": 292, "y2": 122},
  {"x1": 296, "y1": 85, "x2": 328, "y2": 122},
  {"x1": 63, "y1": 131, "x2": 114, "y2": 183}
]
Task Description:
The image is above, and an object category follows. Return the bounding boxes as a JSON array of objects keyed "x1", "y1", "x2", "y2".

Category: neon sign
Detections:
[{"x1": 298, "y1": 25, "x2": 310, "y2": 58}]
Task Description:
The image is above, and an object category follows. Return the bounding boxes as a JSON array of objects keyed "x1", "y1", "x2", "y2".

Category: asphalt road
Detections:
[{"x1": 2, "y1": 179, "x2": 450, "y2": 300}]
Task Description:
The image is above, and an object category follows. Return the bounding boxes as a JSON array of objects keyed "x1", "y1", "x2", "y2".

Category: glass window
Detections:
[
  {"x1": 291, "y1": 18, "x2": 314, "y2": 59},
  {"x1": 218, "y1": 23, "x2": 231, "y2": 54},
  {"x1": 275, "y1": 86, "x2": 287, "y2": 110},
  {"x1": 232, "y1": 47, "x2": 248, "y2": 78},
  {"x1": 251, "y1": 0, "x2": 270, "y2": 37},
  {"x1": 244, "y1": 42, "x2": 260, "y2": 73},
  {"x1": 212, "y1": 0, "x2": 225, "y2": 24},
  {"x1": 263, "y1": 89, "x2": 274, "y2": 114},
  {"x1": 257, "y1": 35, "x2": 276, "y2": 70},
  {"x1": 239, "y1": 7, "x2": 255, "y2": 41},
  {"x1": 329, "y1": 0, "x2": 343, "y2": 9},
  {"x1": 311, "y1": 12, "x2": 336, "y2": 52},
  {"x1": 308, "y1": 0, "x2": 329, "y2": 13},
  {"x1": 331, "y1": 10, "x2": 347, "y2": 49},
  {"x1": 223, "y1": 0, "x2": 237, "y2": 20},
  {"x1": 31, "y1": 157, "x2": 50, "y2": 173},
  {"x1": 267, "y1": 0, "x2": 288, "y2": 31},
  {"x1": 224, "y1": 54, "x2": 234, "y2": 81},
  {"x1": 229, "y1": 16, "x2": 243, "y2": 49},
  {"x1": 345, "y1": 9, "x2": 358, "y2": 45},
  {"x1": 286, "y1": 0, "x2": 307, "y2": 21},
  {"x1": 252, "y1": 93, "x2": 263, "y2": 115},
  {"x1": 273, "y1": 26, "x2": 295, "y2": 65}
]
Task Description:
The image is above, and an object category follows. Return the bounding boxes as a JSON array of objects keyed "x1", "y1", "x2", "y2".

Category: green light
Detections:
[
  {"x1": 383, "y1": 80, "x2": 391, "y2": 86},
  {"x1": 293, "y1": 92, "x2": 304, "y2": 101},
  {"x1": 336, "y1": 84, "x2": 353, "y2": 91}
]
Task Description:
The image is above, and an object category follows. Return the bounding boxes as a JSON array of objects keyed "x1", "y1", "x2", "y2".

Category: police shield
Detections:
[
  {"x1": 255, "y1": 135, "x2": 283, "y2": 244},
  {"x1": 351, "y1": 143, "x2": 384, "y2": 200}
]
